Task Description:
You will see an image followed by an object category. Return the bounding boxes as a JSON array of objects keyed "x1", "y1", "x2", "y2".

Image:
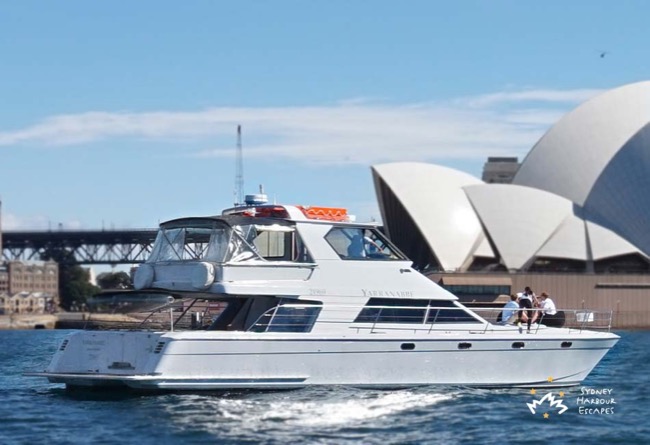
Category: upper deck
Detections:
[{"x1": 132, "y1": 204, "x2": 457, "y2": 302}]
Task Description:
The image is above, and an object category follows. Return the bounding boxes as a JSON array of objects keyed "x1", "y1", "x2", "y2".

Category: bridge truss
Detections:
[{"x1": 1, "y1": 229, "x2": 158, "y2": 265}]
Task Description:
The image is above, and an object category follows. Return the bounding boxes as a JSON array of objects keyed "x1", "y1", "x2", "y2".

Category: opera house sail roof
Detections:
[
  {"x1": 372, "y1": 81, "x2": 650, "y2": 274},
  {"x1": 514, "y1": 81, "x2": 650, "y2": 257},
  {"x1": 372, "y1": 163, "x2": 487, "y2": 272}
]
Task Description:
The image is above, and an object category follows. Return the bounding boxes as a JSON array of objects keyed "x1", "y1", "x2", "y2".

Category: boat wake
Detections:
[
  {"x1": 166, "y1": 387, "x2": 456, "y2": 441},
  {"x1": 242, "y1": 390, "x2": 453, "y2": 427}
]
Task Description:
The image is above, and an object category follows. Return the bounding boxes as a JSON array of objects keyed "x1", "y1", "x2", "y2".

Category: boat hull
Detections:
[{"x1": 28, "y1": 329, "x2": 619, "y2": 391}]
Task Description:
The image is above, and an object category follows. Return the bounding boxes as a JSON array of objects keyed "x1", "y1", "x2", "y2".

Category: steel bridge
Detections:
[{"x1": 1, "y1": 229, "x2": 158, "y2": 265}]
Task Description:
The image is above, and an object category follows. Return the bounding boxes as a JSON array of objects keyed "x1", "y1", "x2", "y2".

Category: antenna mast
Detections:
[{"x1": 234, "y1": 125, "x2": 244, "y2": 206}]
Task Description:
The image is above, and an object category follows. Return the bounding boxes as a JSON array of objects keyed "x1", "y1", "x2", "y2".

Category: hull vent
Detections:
[
  {"x1": 59, "y1": 339, "x2": 69, "y2": 351},
  {"x1": 154, "y1": 342, "x2": 166, "y2": 354}
]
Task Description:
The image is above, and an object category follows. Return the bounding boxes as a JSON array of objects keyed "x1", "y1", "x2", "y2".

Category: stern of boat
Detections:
[{"x1": 33, "y1": 330, "x2": 165, "y2": 388}]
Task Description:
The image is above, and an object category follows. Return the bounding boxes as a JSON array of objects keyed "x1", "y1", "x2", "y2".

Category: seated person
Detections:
[
  {"x1": 539, "y1": 292, "x2": 557, "y2": 316},
  {"x1": 537, "y1": 292, "x2": 565, "y2": 327},
  {"x1": 500, "y1": 294, "x2": 519, "y2": 325},
  {"x1": 516, "y1": 288, "x2": 538, "y2": 331},
  {"x1": 347, "y1": 234, "x2": 367, "y2": 258}
]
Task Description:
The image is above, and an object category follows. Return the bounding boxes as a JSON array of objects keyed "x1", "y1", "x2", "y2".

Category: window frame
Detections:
[
  {"x1": 324, "y1": 227, "x2": 405, "y2": 261},
  {"x1": 353, "y1": 298, "x2": 481, "y2": 325},
  {"x1": 248, "y1": 302, "x2": 323, "y2": 333}
]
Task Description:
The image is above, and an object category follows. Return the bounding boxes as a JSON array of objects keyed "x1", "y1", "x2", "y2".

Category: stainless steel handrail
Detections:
[{"x1": 81, "y1": 301, "x2": 615, "y2": 334}]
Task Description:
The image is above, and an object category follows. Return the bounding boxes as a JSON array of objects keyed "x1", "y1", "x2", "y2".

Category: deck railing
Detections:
[
  {"x1": 79, "y1": 300, "x2": 614, "y2": 334},
  {"x1": 330, "y1": 305, "x2": 614, "y2": 335}
]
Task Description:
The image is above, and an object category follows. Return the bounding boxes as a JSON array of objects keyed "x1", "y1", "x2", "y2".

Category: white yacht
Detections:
[{"x1": 28, "y1": 201, "x2": 619, "y2": 390}]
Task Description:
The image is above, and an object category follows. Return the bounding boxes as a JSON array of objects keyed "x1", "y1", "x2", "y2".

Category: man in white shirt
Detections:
[{"x1": 539, "y1": 292, "x2": 557, "y2": 316}]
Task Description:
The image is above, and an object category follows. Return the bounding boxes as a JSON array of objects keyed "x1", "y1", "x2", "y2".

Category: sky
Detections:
[{"x1": 1, "y1": 0, "x2": 649, "y2": 231}]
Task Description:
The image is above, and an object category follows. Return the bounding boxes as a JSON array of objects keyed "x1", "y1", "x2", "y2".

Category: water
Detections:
[{"x1": 1, "y1": 330, "x2": 649, "y2": 445}]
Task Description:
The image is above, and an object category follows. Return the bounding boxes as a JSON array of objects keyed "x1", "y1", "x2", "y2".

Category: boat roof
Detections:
[
  {"x1": 160, "y1": 215, "x2": 287, "y2": 229},
  {"x1": 160, "y1": 204, "x2": 381, "y2": 228}
]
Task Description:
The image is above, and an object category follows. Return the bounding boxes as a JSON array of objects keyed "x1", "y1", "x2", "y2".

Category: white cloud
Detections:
[
  {"x1": 0, "y1": 87, "x2": 603, "y2": 165},
  {"x1": 460, "y1": 88, "x2": 603, "y2": 108}
]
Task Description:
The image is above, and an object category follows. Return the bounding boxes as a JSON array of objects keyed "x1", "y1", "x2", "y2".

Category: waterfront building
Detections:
[
  {"x1": 0, "y1": 263, "x2": 8, "y2": 294},
  {"x1": 0, "y1": 261, "x2": 58, "y2": 315},
  {"x1": 0, "y1": 292, "x2": 52, "y2": 315},
  {"x1": 481, "y1": 157, "x2": 519, "y2": 184},
  {"x1": 372, "y1": 81, "x2": 650, "y2": 327},
  {"x1": 0, "y1": 203, "x2": 59, "y2": 314}
]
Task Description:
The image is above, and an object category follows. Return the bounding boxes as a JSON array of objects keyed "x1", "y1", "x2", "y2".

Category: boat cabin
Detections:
[{"x1": 123, "y1": 204, "x2": 484, "y2": 334}]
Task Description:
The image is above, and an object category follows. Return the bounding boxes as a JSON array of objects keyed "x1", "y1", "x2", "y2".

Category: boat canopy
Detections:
[{"x1": 147, "y1": 217, "x2": 313, "y2": 264}]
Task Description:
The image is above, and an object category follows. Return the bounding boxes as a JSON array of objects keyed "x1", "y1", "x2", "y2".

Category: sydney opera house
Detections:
[{"x1": 372, "y1": 81, "x2": 650, "y2": 327}]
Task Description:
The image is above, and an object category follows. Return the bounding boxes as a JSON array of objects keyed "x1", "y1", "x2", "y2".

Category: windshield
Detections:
[
  {"x1": 325, "y1": 227, "x2": 404, "y2": 260},
  {"x1": 147, "y1": 220, "x2": 253, "y2": 263}
]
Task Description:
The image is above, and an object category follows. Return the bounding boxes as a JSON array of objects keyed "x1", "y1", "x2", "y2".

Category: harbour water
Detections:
[{"x1": 1, "y1": 330, "x2": 648, "y2": 445}]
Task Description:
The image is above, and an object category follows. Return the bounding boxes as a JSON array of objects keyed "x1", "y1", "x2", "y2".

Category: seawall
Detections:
[
  {"x1": 0, "y1": 314, "x2": 58, "y2": 330},
  {"x1": 0, "y1": 313, "x2": 142, "y2": 330}
]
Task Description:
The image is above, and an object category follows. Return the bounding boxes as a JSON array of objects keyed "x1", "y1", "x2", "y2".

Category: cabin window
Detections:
[
  {"x1": 354, "y1": 299, "x2": 480, "y2": 324},
  {"x1": 249, "y1": 303, "x2": 322, "y2": 333},
  {"x1": 325, "y1": 228, "x2": 403, "y2": 260},
  {"x1": 354, "y1": 298, "x2": 429, "y2": 323},
  {"x1": 253, "y1": 230, "x2": 286, "y2": 258},
  {"x1": 235, "y1": 224, "x2": 313, "y2": 262}
]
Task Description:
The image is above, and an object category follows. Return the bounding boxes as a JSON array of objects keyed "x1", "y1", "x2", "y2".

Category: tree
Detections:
[
  {"x1": 39, "y1": 247, "x2": 100, "y2": 311},
  {"x1": 96, "y1": 271, "x2": 133, "y2": 290}
]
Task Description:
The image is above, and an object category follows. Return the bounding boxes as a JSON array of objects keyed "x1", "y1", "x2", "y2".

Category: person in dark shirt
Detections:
[{"x1": 516, "y1": 286, "x2": 538, "y2": 332}]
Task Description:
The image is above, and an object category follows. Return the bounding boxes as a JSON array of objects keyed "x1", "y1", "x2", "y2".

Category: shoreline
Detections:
[
  {"x1": 0, "y1": 313, "x2": 142, "y2": 330},
  {"x1": 0, "y1": 314, "x2": 58, "y2": 330}
]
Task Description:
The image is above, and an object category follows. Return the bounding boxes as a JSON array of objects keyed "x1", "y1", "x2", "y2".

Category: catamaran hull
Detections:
[{"x1": 29, "y1": 330, "x2": 619, "y2": 390}]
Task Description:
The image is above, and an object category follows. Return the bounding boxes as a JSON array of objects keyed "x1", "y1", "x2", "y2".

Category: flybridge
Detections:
[{"x1": 223, "y1": 204, "x2": 353, "y2": 222}]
